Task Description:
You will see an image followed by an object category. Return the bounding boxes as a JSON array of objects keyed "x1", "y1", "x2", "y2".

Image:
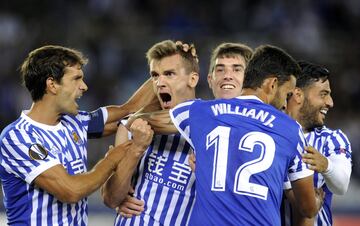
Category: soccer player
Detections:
[
  {"x1": 101, "y1": 40, "x2": 199, "y2": 225},
  {"x1": 284, "y1": 61, "x2": 352, "y2": 226},
  {"x1": 207, "y1": 42, "x2": 253, "y2": 99},
  {"x1": 0, "y1": 45, "x2": 154, "y2": 225},
  {"x1": 170, "y1": 45, "x2": 319, "y2": 225},
  {"x1": 113, "y1": 42, "x2": 254, "y2": 215}
]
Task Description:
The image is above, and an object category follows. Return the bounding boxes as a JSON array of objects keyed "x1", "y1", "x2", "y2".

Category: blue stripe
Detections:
[
  {"x1": 180, "y1": 182, "x2": 196, "y2": 225},
  {"x1": 171, "y1": 106, "x2": 188, "y2": 118},
  {"x1": 169, "y1": 189, "x2": 186, "y2": 225},
  {"x1": 47, "y1": 195, "x2": 53, "y2": 226},
  {"x1": 178, "y1": 119, "x2": 190, "y2": 133},
  {"x1": 67, "y1": 204, "x2": 72, "y2": 224},
  {"x1": 57, "y1": 202, "x2": 63, "y2": 225},
  {"x1": 37, "y1": 189, "x2": 44, "y2": 226}
]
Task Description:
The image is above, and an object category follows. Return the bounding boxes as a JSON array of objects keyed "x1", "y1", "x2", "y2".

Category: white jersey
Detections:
[
  {"x1": 115, "y1": 133, "x2": 196, "y2": 226},
  {"x1": 0, "y1": 108, "x2": 106, "y2": 226}
]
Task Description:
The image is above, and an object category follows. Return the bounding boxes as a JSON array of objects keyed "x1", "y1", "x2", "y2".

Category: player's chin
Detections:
[{"x1": 68, "y1": 106, "x2": 79, "y2": 115}]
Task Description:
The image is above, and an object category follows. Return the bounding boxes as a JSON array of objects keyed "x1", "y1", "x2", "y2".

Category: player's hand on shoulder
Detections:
[{"x1": 302, "y1": 146, "x2": 328, "y2": 173}]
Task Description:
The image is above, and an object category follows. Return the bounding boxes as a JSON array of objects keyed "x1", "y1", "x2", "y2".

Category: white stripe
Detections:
[
  {"x1": 52, "y1": 198, "x2": 58, "y2": 226},
  {"x1": 42, "y1": 195, "x2": 49, "y2": 226},
  {"x1": 154, "y1": 186, "x2": 169, "y2": 222},
  {"x1": 163, "y1": 190, "x2": 179, "y2": 225},
  {"x1": 31, "y1": 188, "x2": 39, "y2": 226}
]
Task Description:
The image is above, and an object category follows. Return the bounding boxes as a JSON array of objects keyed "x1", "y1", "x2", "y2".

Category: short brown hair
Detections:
[
  {"x1": 21, "y1": 45, "x2": 88, "y2": 101},
  {"x1": 209, "y1": 42, "x2": 253, "y2": 73},
  {"x1": 146, "y1": 40, "x2": 199, "y2": 74}
]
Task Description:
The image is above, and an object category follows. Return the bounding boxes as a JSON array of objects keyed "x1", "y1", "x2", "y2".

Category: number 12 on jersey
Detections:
[{"x1": 206, "y1": 126, "x2": 276, "y2": 200}]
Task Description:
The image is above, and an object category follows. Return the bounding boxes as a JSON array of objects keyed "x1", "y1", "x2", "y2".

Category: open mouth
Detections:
[
  {"x1": 159, "y1": 93, "x2": 172, "y2": 109},
  {"x1": 320, "y1": 109, "x2": 328, "y2": 115},
  {"x1": 221, "y1": 84, "x2": 235, "y2": 90}
]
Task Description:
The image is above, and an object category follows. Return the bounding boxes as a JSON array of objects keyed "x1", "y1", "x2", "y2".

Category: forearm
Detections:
[
  {"x1": 291, "y1": 175, "x2": 317, "y2": 218},
  {"x1": 105, "y1": 104, "x2": 132, "y2": 124},
  {"x1": 129, "y1": 110, "x2": 177, "y2": 134},
  {"x1": 34, "y1": 142, "x2": 131, "y2": 203},
  {"x1": 69, "y1": 157, "x2": 119, "y2": 201},
  {"x1": 285, "y1": 189, "x2": 315, "y2": 226},
  {"x1": 35, "y1": 157, "x2": 117, "y2": 203},
  {"x1": 322, "y1": 155, "x2": 352, "y2": 195},
  {"x1": 102, "y1": 146, "x2": 143, "y2": 208}
]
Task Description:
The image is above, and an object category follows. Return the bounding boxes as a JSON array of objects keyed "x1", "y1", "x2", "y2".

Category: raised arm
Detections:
[
  {"x1": 101, "y1": 119, "x2": 154, "y2": 208},
  {"x1": 102, "y1": 78, "x2": 160, "y2": 136}
]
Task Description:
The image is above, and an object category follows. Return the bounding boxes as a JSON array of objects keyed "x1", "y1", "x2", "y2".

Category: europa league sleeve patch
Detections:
[{"x1": 28, "y1": 143, "x2": 48, "y2": 160}]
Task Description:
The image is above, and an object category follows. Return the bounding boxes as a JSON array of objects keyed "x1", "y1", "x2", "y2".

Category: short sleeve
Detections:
[
  {"x1": 0, "y1": 129, "x2": 60, "y2": 184},
  {"x1": 169, "y1": 100, "x2": 196, "y2": 148}
]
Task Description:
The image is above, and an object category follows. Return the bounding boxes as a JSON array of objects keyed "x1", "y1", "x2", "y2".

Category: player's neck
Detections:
[
  {"x1": 27, "y1": 100, "x2": 61, "y2": 125},
  {"x1": 241, "y1": 88, "x2": 269, "y2": 104}
]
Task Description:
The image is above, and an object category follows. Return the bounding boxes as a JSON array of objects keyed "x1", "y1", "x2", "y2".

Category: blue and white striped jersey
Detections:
[
  {"x1": 115, "y1": 133, "x2": 196, "y2": 226},
  {"x1": 307, "y1": 127, "x2": 352, "y2": 226},
  {"x1": 281, "y1": 126, "x2": 352, "y2": 226},
  {"x1": 0, "y1": 108, "x2": 106, "y2": 226},
  {"x1": 169, "y1": 96, "x2": 313, "y2": 226}
]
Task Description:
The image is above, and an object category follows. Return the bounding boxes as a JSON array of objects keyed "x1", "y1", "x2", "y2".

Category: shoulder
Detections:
[
  {"x1": 61, "y1": 110, "x2": 89, "y2": 124},
  {"x1": 316, "y1": 126, "x2": 351, "y2": 145},
  {"x1": 1, "y1": 117, "x2": 27, "y2": 143},
  {"x1": 170, "y1": 99, "x2": 200, "y2": 116}
]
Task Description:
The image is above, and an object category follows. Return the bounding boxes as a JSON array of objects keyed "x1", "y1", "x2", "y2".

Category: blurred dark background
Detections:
[{"x1": 0, "y1": 0, "x2": 359, "y2": 224}]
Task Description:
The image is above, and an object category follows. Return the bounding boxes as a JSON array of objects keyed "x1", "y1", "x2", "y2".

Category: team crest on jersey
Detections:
[
  {"x1": 71, "y1": 131, "x2": 83, "y2": 145},
  {"x1": 29, "y1": 143, "x2": 48, "y2": 160}
]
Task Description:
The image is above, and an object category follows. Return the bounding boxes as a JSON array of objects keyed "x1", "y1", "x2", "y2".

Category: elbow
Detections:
[
  {"x1": 101, "y1": 186, "x2": 122, "y2": 209},
  {"x1": 300, "y1": 206, "x2": 318, "y2": 218},
  {"x1": 330, "y1": 185, "x2": 348, "y2": 195},
  {"x1": 102, "y1": 194, "x2": 118, "y2": 209},
  {"x1": 56, "y1": 190, "x2": 84, "y2": 204},
  {"x1": 325, "y1": 175, "x2": 350, "y2": 195}
]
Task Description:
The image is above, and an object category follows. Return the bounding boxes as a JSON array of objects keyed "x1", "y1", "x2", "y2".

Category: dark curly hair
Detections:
[{"x1": 296, "y1": 61, "x2": 330, "y2": 88}]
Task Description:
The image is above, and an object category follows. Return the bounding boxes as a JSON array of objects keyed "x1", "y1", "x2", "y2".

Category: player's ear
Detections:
[
  {"x1": 262, "y1": 76, "x2": 278, "y2": 96},
  {"x1": 46, "y1": 77, "x2": 58, "y2": 95},
  {"x1": 188, "y1": 72, "x2": 199, "y2": 88},
  {"x1": 207, "y1": 73, "x2": 213, "y2": 89},
  {"x1": 293, "y1": 87, "x2": 304, "y2": 104}
]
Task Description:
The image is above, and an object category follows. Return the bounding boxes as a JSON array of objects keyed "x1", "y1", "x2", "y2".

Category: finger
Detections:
[
  {"x1": 120, "y1": 206, "x2": 143, "y2": 215},
  {"x1": 183, "y1": 44, "x2": 189, "y2": 52},
  {"x1": 305, "y1": 146, "x2": 317, "y2": 153},
  {"x1": 120, "y1": 212, "x2": 133, "y2": 218},
  {"x1": 108, "y1": 145, "x2": 114, "y2": 150}
]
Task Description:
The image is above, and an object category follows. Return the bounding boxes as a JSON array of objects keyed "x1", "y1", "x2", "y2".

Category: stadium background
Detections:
[{"x1": 0, "y1": 0, "x2": 359, "y2": 225}]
